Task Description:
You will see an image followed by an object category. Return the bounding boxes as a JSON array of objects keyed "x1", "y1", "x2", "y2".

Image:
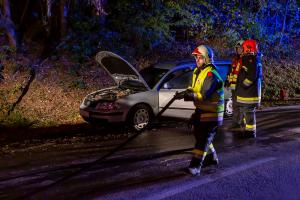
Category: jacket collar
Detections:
[
  {"x1": 201, "y1": 63, "x2": 215, "y2": 70},
  {"x1": 194, "y1": 63, "x2": 215, "y2": 74}
]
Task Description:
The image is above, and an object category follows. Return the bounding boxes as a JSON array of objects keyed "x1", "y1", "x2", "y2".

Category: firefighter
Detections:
[
  {"x1": 227, "y1": 40, "x2": 244, "y2": 129},
  {"x1": 176, "y1": 45, "x2": 224, "y2": 176},
  {"x1": 235, "y1": 39, "x2": 262, "y2": 138}
]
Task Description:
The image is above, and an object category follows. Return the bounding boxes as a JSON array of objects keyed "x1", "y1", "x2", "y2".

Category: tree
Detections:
[
  {"x1": 279, "y1": 0, "x2": 290, "y2": 46},
  {"x1": 60, "y1": 0, "x2": 67, "y2": 37},
  {"x1": 0, "y1": 0, "x2": 17, "y2": 48}
]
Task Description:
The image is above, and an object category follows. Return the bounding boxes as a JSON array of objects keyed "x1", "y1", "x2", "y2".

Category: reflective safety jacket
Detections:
[
  {"x1": 236, "y1": 54, "x2": 262, "y2": 106},
  {"x1": 188, "y1": 63, "x2": 224, "y2": 123},
  {"x1": 228, "y1": 56, "x2": 242, "y2": 90}
]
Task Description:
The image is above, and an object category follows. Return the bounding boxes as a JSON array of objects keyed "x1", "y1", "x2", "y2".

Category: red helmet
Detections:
[{"x1": 242, "y1": 39, "x2": 258, "y2": 54}]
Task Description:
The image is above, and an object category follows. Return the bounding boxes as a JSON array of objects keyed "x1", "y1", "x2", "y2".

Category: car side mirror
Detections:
[{"x1": 163, "y1": 83, "x2": 170, "y2": 89}]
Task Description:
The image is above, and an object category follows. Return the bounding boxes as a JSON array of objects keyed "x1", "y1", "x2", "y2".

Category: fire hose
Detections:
[
  {"x1": 17, "y1": 91, "x2": 186, "y2": 199},
  {"x1": 90, "y1": 91, "x2": 186, "y2": 163}
]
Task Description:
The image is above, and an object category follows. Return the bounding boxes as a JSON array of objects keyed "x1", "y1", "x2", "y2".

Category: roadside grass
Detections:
[
  {"x1": 1, "y1": 111, "x2": 33, "y2": 128},
  {"x1": 1, "y1": 54, "x2": 114, "y2": 129},
  {"x1": 262, "y1": 59, "x2": 300, "y2": 100}
]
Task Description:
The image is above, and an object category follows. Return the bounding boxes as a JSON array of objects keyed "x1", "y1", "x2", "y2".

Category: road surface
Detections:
[{"x1": 0, "y1": 105, "x2": 300, "y2": 200}]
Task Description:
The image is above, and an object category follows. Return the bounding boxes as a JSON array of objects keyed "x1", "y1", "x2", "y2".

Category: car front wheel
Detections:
[{"x1": 128, "y1": 104, "x2": 152, "y2": 132}]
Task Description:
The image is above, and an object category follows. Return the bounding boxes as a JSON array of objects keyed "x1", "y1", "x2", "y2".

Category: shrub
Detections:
[{"x1": 3, "y1": 111, "x2": 33, "y2": 128}]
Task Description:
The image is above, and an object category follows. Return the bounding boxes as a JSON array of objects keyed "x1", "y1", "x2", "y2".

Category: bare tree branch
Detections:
[
  {"x1": 279, "y1": 0, "x2": 289, "y2": 46},
  {"x1": 88, "y1": 0, "x2": 108, "y2": 16}
]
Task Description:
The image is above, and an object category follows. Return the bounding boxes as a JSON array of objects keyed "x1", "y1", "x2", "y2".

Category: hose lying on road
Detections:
[{"x1": 15, "y1": 92, "x2": 182, "y2": 200}]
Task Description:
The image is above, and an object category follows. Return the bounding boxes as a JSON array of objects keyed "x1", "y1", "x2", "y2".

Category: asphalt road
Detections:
[{"x1": 0, "y1": 105, "x2": 300, "y2": 200}]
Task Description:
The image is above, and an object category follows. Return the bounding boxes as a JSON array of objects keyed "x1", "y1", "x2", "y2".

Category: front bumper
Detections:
[{"x1": 79, "y1": 108, "x2": 125, "y2": 123}]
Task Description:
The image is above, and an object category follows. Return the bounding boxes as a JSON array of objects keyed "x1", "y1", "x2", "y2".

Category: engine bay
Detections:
[{"x1": 84, "y1": 79, "x2": 148, "y2": 106}]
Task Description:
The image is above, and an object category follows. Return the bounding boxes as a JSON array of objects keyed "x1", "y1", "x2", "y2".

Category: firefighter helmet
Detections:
[
  {"x1": 242, "y1": 39, "x2": 258, "y2": 54},
  {"x1": 235, "y1": 40, "x2": 244, "y2": 48},
  {"x1": 192, "y1": 45, "x2": 214, "y2": 63}
]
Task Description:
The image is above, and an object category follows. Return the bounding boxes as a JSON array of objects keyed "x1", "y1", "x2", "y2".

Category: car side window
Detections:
[{"x1": 161, "y1": 69, "x2": 193, "y2": 89}]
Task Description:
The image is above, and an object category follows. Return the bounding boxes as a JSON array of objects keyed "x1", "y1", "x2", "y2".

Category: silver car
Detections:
[{"x1": 80, "y1": 51, "x2": 233, "y2": 131}]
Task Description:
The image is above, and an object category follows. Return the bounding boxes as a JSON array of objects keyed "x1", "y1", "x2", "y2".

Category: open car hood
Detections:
[{"x1": 95, "y1": 51, "x2": 150, "y2": 90}]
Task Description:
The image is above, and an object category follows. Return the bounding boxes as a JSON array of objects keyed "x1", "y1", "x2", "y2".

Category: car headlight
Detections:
[
  {"x1": 84, "y1": 99, "x2": 91, "y2": 106},
  {"x1": 95, "y1": 102, "x2": 121, "y2": 111}
]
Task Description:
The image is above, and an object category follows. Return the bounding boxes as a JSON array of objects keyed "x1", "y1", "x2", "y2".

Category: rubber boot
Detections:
[
  {"x1": 186, "y1": 156, "x2": 202, "y2": 176},
  {"x1": 203, "y1": 152, "x2": 219, "y2": 167},
  {"x1": 246, "y1": 130, "x2": 256, "y2": 138},
  {"x1": 242, "y1": 130, "x2": 256, "y2": 138}
]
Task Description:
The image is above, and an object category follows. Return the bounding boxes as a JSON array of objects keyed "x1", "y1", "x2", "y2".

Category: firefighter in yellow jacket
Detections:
[{"x1": 176, "y1": 45, "x2": 224, "y2": 176}]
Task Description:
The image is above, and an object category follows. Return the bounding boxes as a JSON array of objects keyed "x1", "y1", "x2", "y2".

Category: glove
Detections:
[
  {"x1": 184, "y1": 90, "x2": 194, "y2": 101},
  {"x1": 174, "y1": 91, "x2": 186, "y2": 100}
]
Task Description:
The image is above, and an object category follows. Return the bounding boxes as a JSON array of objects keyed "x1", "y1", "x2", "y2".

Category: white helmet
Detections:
[
  {"x1": 235, "y1": 40, "x2": 244, "y2": 48},
  {"x1": 192, "y1": 45, "x2": 214, "y2": 64}
]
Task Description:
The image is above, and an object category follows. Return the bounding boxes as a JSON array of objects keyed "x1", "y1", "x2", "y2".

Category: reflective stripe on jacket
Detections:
[
  {"x1": 189, "y1": 63, "x2": 224, "y2": 122},
  {"x1": 228, "y1": 56, "x2": 242, "y2": 90},
  {"x1": 236, "y1": 54, "x2": 262, "y2": 106}
]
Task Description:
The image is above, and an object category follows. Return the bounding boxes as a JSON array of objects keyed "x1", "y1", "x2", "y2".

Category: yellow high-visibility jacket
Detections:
[{"x1": 188, "y1": 63, "x2": 224, "y2": 122}]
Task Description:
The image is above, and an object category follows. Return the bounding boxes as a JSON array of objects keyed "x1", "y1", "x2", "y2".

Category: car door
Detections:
[{"x1": 158, "y1": 67, "x2": 195, "y2": 119}]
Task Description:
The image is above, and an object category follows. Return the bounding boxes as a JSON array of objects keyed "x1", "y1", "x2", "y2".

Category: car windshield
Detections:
[{"x1": 140, "y1": 67, "x2": 169, "y2": 89}]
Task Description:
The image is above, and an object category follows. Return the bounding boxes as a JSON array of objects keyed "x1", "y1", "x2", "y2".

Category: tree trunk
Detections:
[
  {"x1": 1, "y1": 0, "x2": 17, "y2": 48},
  {"x1": 41, "y1": 0, "x2": 67, "y2": 57},
  {"x1": 47, "y1": 0, "x2": 53, "y2": 18},
  {"x1": 279, "y1": 0, "x2": 289, "y2": 46},
  {"x1": 59, "y1": 0, "x2": 67, "y2": 38}
]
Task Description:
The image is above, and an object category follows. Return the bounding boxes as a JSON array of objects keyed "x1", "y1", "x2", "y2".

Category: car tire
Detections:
[
  {"x1": 82, "y1": 116, "x2": 93, "y2": 124},
  {"x1": 127, "y1": 104, "x2": 153, "y2": 132},
  {"x1": 225, "y1": 97, "x2": 233, "y2": 117}
]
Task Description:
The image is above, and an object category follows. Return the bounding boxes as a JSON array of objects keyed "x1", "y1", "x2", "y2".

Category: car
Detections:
[{"x1": 80, "y1": 51, "x2": 233, "y2": 131}]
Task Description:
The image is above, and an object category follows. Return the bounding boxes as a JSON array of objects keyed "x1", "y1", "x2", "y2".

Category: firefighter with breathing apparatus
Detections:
[{"x1": 235, "y1": 39, "x2": 263, "y2": 138}]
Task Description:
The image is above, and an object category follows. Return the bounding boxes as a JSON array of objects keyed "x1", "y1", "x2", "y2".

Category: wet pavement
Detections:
[{"x1": 0, "y1": 106, "x2": 300, "y2": 200}]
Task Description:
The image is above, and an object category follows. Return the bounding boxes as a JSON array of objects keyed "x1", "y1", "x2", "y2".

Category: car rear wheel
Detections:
[
  {"x1": 128, "y1": 104, "x2": 152, "y2": 132},
  {"x1": 225, "y1": 97, "x2": 233, "y2": 117}
]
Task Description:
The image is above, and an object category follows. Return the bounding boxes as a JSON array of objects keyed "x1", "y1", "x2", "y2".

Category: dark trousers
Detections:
[
  {"x1": 239, "y1": 105, "x2": 256, "y2": 133},
  {"x1": 188, "y1": 109, "x2": 220, "y2": 168},
  {"x1": 194, "y1": 121, "x2": 218, "y2": 153},
  {"x1": 232, "y1": 90, "x2": 242, "y2": 125}
]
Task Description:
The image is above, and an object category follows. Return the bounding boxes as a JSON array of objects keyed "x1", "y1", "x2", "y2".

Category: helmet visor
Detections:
[{"x1": 193, "y1": 54, "x2": 205, "y2": 61}]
